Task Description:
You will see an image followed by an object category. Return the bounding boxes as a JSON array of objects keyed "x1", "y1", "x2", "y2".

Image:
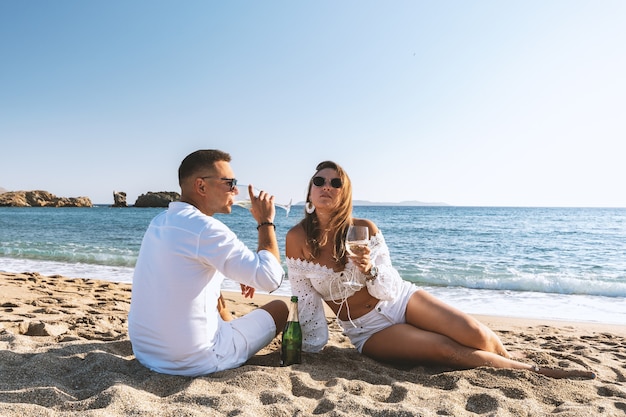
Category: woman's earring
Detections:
[{"x1": 305, "y1": 201, "x2": 315, "y2": 214}]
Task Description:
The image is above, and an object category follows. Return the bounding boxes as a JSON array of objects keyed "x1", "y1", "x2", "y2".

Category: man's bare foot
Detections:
[{"x1": 218, "y1": 293, "x2": 233, "y2": 321}]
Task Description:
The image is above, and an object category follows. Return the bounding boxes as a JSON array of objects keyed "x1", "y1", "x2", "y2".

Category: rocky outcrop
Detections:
[
  {"x1": 134, "y1": 191, "x2": 180, "y2": 208},
  {"x1": 0, "y1": 191, "x2": 93, "y2": 207},
  {"x1": 112, "y1": 191, "x2": 127, "y2": 207}
]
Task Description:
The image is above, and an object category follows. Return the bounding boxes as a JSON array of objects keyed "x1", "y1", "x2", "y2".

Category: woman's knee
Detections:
[{"x1": 467, "y1": 320, "x2": 504, "y2": 352}]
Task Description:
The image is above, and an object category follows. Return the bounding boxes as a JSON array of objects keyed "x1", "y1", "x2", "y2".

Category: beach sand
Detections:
[{"x1": 1, "y1": 271, "x2": 625, "y2": 416}]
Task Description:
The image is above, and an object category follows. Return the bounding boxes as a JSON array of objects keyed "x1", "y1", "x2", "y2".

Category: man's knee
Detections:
[{"x1": 261, "y1": 300, "x2": 289, "y2": 335}]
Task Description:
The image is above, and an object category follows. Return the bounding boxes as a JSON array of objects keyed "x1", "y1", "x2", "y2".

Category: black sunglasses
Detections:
[
  {"x1": 312, "y1": 176, "x2": 342, "y2": 189},
  {"x1": 201, "y1": 176, "x2": 238, "y2": 191}
]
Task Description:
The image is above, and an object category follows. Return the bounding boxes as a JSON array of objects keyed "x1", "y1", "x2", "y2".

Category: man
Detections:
[{"x1": 128, "y1": 149, "x2": 288, "y2": 376}]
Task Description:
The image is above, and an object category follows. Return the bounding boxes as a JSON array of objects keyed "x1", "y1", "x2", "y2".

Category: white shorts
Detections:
[
  {"x1": 339, "y1": 281, "x2": 419, "y2": 352},
  {"x1": 214, "y1": 308, "x2": 276, "y2": 372}
]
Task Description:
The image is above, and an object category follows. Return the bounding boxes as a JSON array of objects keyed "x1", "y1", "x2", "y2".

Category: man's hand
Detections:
[
  {"x1": 248, "y1": 184, "x2": 280, "y2": 262},
  {"x1": 240, "y1": 284, "x2": 255, "y2": 298},
  {"x1": 248, "y1": 184, "x2": 276, "y2": 225}
]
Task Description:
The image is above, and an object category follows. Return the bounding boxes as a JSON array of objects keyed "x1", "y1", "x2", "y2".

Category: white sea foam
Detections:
[
  {"x1": 5, "y1": 258, "x2": 624, "y2": 325},
  {"x1": 1, "y1": 258, "x2": 134, "y2": 284}
]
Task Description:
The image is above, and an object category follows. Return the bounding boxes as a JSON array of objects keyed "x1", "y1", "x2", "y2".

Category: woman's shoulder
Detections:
[
  {"x1": 286, "y1": 221, "x2": 307, "y2": 258},
  {"x1": 286, "y1": 221, "x2": 305, "y2": 239},
  {"x1": 352, "y1": 218, "x2": 379, "y2": 235}
]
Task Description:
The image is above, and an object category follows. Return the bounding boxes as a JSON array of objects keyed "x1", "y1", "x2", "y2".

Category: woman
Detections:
[{"x1": 285, "y1": 161, "x2": 595, "y2": 379}]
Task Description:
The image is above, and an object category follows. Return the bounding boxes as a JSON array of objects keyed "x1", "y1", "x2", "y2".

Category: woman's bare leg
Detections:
[
  {"x1": 362, "y1": 323, "x2": 594, "y2": 379},
  {"x1": 404, "y1": 290, "x2": 511, "y2": 357},
  {"x1": 362, "y1": 323, "x2": 526, "y2": 370},
  {"x1": 361, "y1": 292, "x2": 596, "y2": 380}
]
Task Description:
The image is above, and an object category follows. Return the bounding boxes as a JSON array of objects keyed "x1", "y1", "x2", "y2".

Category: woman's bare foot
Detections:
[{"x1": 535, "y1": 366, "x2": 596, "y2": 380}]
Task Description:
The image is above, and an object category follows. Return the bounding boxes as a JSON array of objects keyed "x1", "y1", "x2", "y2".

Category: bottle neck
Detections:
[{"x1": 288, "y1": 301, "x2": 299, "y2": 322}]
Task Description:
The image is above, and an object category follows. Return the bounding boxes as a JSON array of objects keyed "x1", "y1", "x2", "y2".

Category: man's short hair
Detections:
[{"x1": 178, "y1": 149, "x2": 232, "y2": 185}]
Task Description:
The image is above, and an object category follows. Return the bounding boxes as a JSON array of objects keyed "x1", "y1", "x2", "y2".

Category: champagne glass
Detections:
[
  {"x1": 344, "y1": 225, "x2": 370, "y2": 290},
  {"x1": 233, "y1": 184, "x2": 293, "y2": 217}
]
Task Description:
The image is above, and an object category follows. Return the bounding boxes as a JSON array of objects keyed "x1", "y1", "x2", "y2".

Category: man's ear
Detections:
[{"x1": 197, "y1": 178, "x2": 209, "y2": 195}]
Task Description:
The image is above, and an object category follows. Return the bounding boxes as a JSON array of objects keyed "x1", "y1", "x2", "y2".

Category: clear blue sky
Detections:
[{"x1": 1, "y1": 1, "x2": 625, "y2": 207}]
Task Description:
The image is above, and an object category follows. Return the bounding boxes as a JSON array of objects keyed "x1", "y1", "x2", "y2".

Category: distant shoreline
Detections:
[{"x1": 294, "y1": 200, "x2": 450, "y2": 207}]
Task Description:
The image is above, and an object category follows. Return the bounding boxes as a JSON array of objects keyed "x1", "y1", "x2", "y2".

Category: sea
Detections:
[{"x1": 1, "y1": 205, "x2": 625, "y2": 325}]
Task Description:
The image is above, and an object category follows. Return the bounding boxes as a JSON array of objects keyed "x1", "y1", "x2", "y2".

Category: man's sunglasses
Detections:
[
  {"x1": 312, "y1": 176, "x2": 342, "y2": 189},
  {"x1": 201, "y1": 176, "x2": 238, "y2": 191}
]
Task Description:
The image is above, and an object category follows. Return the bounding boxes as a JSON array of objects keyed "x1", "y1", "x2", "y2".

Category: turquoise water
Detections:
[{"x1": 1, "y1": 205, "x2": 625, "y2": 324}]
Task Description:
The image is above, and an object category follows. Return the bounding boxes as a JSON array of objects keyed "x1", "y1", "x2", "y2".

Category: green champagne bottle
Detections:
[{"x1": 280, "y1": 296, "x2": 302, "y2": 366}]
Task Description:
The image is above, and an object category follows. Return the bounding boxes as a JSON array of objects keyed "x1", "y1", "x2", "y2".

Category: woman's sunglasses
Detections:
[{"x1": 312, "y1": 176, "x2": 342, "y2": 189}]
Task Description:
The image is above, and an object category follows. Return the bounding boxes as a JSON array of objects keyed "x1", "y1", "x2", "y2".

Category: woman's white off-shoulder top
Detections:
[{"x1": 286, "y1": 232, "x2": 403, "y2": 352}]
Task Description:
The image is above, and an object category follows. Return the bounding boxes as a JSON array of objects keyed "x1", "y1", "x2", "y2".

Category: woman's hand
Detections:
[{"x1": 347, "y1": 245, "x2": 373, "y2": 275}]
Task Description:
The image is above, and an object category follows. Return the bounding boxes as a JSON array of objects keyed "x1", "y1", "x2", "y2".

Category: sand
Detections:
[{"x1": 1, "y1": 271, "x2": 625, "y2": 416}]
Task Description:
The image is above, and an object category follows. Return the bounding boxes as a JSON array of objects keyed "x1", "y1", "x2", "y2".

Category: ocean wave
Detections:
[
  {"x1": 399, "y1": 264, "x2": 626, "y2": 298},
  {"x1": 0, "y1": 243, "x2": 137, "y2": 268},
  {"x1": 0, "y1": 257, "x2": 135, "y2": 283},
  {"x1": 2, "y1": 258, "x2": 624, "y2": 325}
]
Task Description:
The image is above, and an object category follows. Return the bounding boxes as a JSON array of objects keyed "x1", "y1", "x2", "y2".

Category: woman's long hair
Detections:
[{"x1": 302, "y1": 160, "x2": 353, "y2": 264}]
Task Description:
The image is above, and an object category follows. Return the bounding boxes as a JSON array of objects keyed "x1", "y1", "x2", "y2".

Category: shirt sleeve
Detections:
[
  {"x1": 365, "y1": 232, "x2": 402, "y2": 301},
  {"x1": 287, "y1": 261, "x2": 329, "y2": 352},
  {"x1": 199, "y1": 220, "x2": 284, "y2": 293}
]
